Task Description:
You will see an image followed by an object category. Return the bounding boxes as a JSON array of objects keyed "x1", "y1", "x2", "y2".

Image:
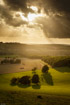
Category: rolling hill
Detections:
[{"x1": 0, "y1": 42, "x2": 70, "y2": 56}]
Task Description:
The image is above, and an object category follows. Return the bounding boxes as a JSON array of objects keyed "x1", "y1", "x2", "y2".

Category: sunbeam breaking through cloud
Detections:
[{"x1": 0, "y1": 0, "x2": 70, "y2": 44}]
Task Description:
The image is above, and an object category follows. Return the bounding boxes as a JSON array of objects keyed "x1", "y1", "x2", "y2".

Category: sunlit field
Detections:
[
  {"x1": 0, "y1": 67, "x2": 70, "y2": 105},
  {"x1": 0, "y1": 68, "x2": 70, "y2": 95}
]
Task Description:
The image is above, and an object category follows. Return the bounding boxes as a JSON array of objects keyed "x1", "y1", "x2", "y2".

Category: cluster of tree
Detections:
[
  {"x1": 11, "y1": 65, "x2": 49, "y2": 86},
  {"x1": 42, "y1": 56, "x2": 70, "y2": 67},
  {"x1": 52, "y1": 59, "x2": 70, "y2": 67},
  {"x1": 1, "y1": 58, "x2": 21, "y2": 64},
  {"x1": 11, "y1": 74, "x2": 40, "y2": 86},
  {"x1": 19, "y1": 76, "x2": 30, "y2": 85}
]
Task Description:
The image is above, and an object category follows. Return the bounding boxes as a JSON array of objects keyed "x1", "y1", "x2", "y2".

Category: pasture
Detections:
[
  {"x1": 0, "y1": 56, "x2": 70, "y2": 105},
  {"x1": 0, "y1": 67, "x2": 70, "y2": 95},
  {"x1": 0, "y1": 67, "x2": 70, "y2": 105}
]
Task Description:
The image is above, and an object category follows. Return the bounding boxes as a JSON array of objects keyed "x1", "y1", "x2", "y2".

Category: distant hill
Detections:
[{"x1": 0, "y1": 42, "x2": 70, "y2": 56}]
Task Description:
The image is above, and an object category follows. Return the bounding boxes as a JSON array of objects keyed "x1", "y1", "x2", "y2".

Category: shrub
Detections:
[
  {"x1": 1, "y1": 60, "x2": 4, "y2": 64},
  {"x1": 19, "y1": 76, "x2": 30, "y2": 85},
  {"x1": 32, "y1": 67, "x2": 37, "y2": 71},
  {"x1": 1, "y1": 59, "x2": 10, "y2": 64},
  {"x1": 11, "y1": 77, "x2": 18, "y2": 85},
  {"x1": 10, "y1": 59, "x2": 15, "y2": 64},
  {"x1": 1, "y1": 58, "x2": 21, "y2": 64},
  {"x1": 4, "y1": 59, "x2": 9, "y2": 63},
  {"x1": 32, "y1": 74, "x2": 39, "y2": 84},
  {"x1": 42, "y1": 65, "x2": 49, "y2": 73},
  {"x1": 15, "y1": 59, "x2": 21, "y2": 64}
]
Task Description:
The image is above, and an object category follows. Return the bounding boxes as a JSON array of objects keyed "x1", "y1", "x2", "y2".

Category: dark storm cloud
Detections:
[
  {"x1": 0, "y1": 5, "x2": 28, "y2": 27},
  {"x1": 3, "y1": 0, "x2": 27, "y2": 10},
  {"x1": 43, "y1": 0, "x2": 70, "y2": 14},
  {"x1": 28, "y1": 0, "x2": 70, "y2": 14},
  {"x1": 3, "y1": 0, "x2": 33, "y2": 13},
  {"x1": 0, "y1": 0, "x2": 33, "y2": 27},
  {"x1": 35, "y1": 0, "x2": 70, "y2": 38},
  {"x1": 43, "y1": 14, "x2": 70, "y2": 38},
  {"x1": 0, "y1": 5, "x2": 12, "y2": 20},
  {"x1": 27, "y1": 0, "x2": 70, "y2": 38},
  {"x1": 0, "y1": 0, "x2": 70, "y2": 38},
  {"x1": 35, "y1": 14, "x2": 70, "y2": 38}
]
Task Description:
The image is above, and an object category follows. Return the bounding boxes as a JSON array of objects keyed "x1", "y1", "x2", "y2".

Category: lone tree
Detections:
[
  {"x1": 19, "y1": 76, "x2": 30, "y2": 85},
  {"x1": 32, "y1": 74, "x2": 39, "y2": 84},
  {"x1": 42, "y1": 65, "x2": 49, "y2": 73}
]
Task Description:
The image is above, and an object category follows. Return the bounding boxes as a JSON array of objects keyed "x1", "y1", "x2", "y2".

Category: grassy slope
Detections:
[
  {"x1": 0, "y1": 91, "x2": 70, "y2": 105},
  {"x1": 0, "y1": 67, "x2": 70, "y2": 96}
]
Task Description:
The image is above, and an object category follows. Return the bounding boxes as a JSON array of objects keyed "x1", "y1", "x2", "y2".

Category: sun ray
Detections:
[{"x1": 19, "y1": 6, "x2": 49, "y2": 24}]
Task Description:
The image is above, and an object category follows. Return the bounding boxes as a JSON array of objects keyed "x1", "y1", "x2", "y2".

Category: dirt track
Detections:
[{"x1": 0, "y1": 58, "x2": 46, "y2": 74}]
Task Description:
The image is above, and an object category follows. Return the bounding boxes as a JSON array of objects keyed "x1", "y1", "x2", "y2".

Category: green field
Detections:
[
  {"x1": 0, "y1": 67, "x2": 70, "y2": 95},
  {"x1": 0, "y1": 67, "x2": 70, "y2": 104}
]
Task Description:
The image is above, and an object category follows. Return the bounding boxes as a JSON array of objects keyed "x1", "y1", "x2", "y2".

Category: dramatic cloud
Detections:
[
  {"x1": 0, "y1": 0, "x2": 70, "y2": 39},
  {"x1": 0, "y1": 5, "x2": 28, "y2": 27},
  {"x1": 29, "y1": 0, "x2": 70, "y2": 38},
  {"x1": 3, "y1": 0, "x2": 33, "y2": 13},
  {"x1": 28, "y1": 0, "x2": 70, "y2": 14},
  {"x1": 43, "y1": 0, "x2": 70, "y2": 14},
  {"x1": 36, "y1": 15, "x2": 70, "y2": 38}
]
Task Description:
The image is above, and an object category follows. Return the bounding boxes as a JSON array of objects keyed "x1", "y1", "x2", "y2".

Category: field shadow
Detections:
[
  {"x1": 10, "y1": 83, "x2": 30, "y2": 88},
  {"x1": 32, "y1": 84, "x2": 41, "y2": 89},
  {"x1": 32, "y1": 71, "x2": 36, "y2": 74},
  {"x1": 42, "y1": 72, "x2": 54, "y2": 86},
  {"x1": 32, "y1": 67, "x2": 37, "y2": 74},
  {"x1": 17, "y1": 84, "x2": 30, "y2": 88},
  {"x1": 10, "y1": 83, "x2": 16, "y2": 86},
  {"x1": 55, "y1": 67, "x2": 70, "y2": 73}
]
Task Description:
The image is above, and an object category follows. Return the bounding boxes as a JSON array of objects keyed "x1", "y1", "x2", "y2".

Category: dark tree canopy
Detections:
[
  {"x1": 19, "y1": 76, "x2": 30, "y2": 85},
  {"x1": 0, "y1": 58, "x2": 21, "y2": 64},
  {"x1": 32, "y1": 74, "x2": 39, "y2": 84},
  {"x1": 42, "y1": 65, "x2": 49, "y2": 73}
]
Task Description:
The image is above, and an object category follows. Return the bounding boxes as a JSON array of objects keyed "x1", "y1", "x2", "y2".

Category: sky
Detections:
[{"x1": 0, "y1": 0, "x2": 70, "y2": 44}]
